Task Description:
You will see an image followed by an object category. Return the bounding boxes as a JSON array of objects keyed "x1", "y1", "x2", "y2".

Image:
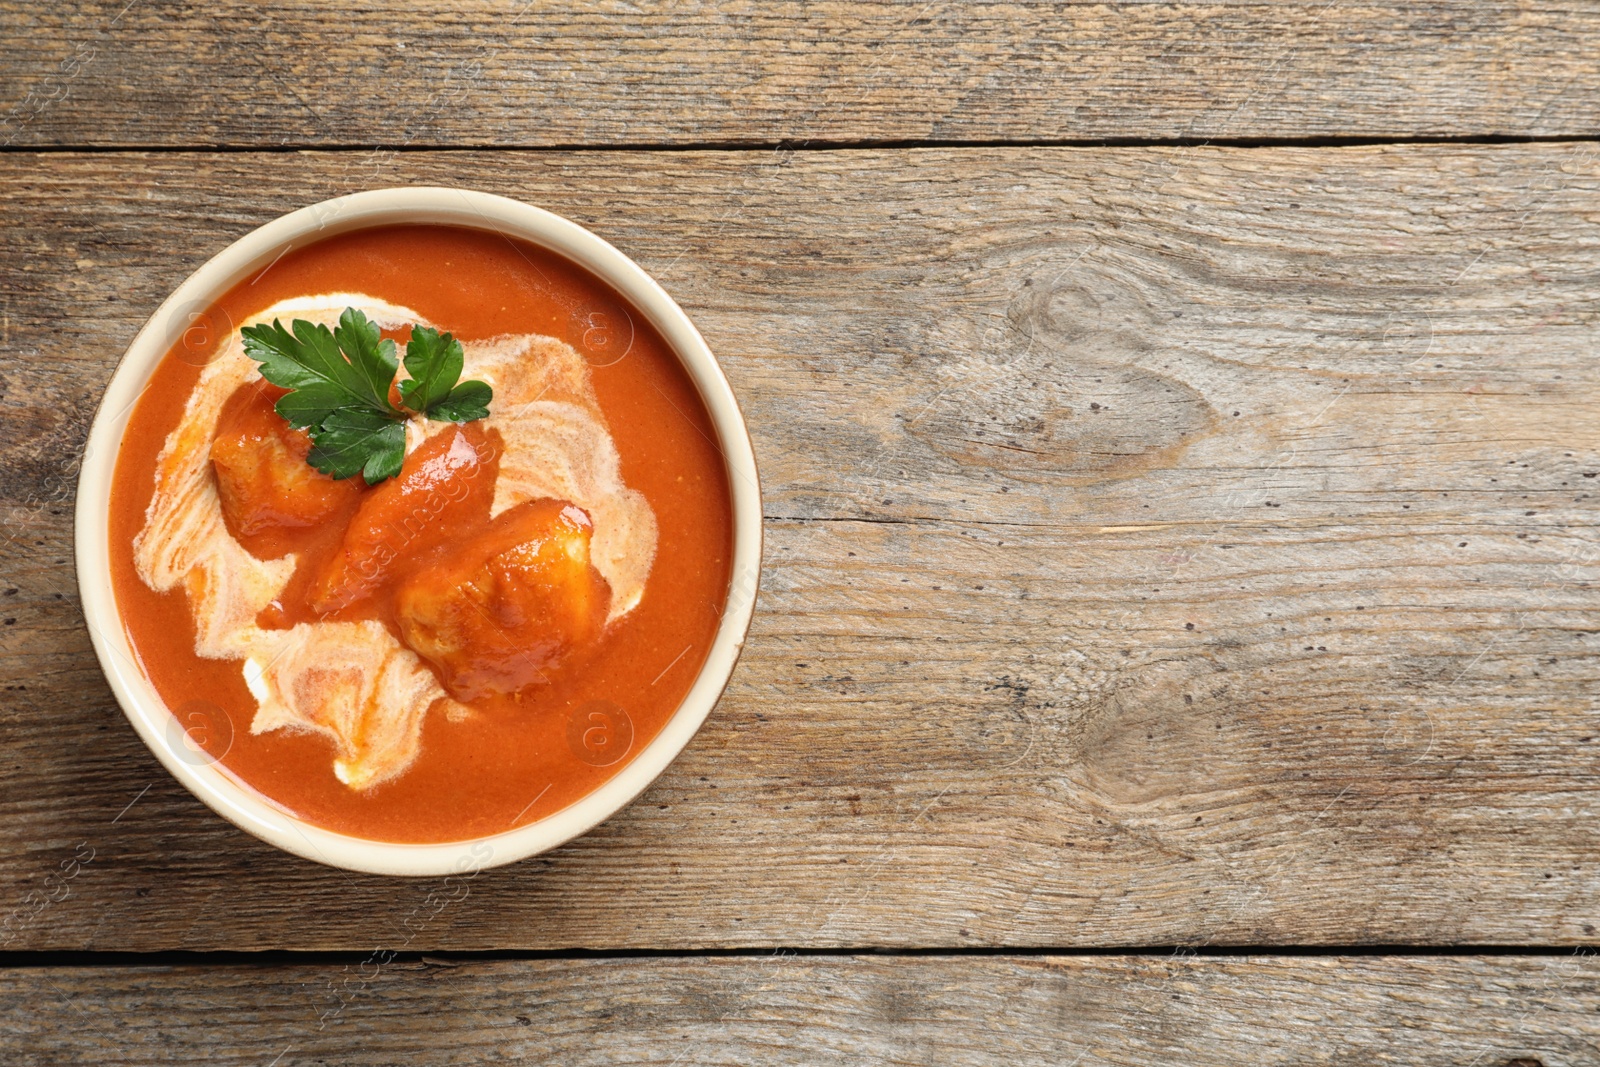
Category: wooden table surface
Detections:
[{"x1": 3, "y1": 2, "x2": 1600, "y2": 1063}]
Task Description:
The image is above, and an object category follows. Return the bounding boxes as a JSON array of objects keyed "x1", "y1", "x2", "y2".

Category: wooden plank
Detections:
[
  {"x1": 2, "y1": 954, "x2": 1595, "y2": 1064},
  {"x1": 2, "y1": 145, "x2": 1600, "y2": 951},
  {"x1": 3, "y1": 2, "x2": 1600, "y2": 147}
]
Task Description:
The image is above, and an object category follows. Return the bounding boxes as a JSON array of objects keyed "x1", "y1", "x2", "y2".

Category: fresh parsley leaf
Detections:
[
  {"x1": 399, "y1": 325, "x2": 494, "y2": 422},
  {"x1": 241, "y1": 309, "x2": 399, "y2": 429},
  {"x1": 306, "y1": 409, "x2": 407, "y2": 484},
  {"x1": 271, "y1": 381, "x2": 354, "y2": 431},
  {"x1": 398, "y1": 326, "x2": 464, "y2": 412},
  {"x1": 239, "y1": 307, "x2": 493, "y2": 486},
  {"x1": 427, "y1": 379, "x2": 494, "y2": 423},
  {"x1": 332, "y1": 308, "x2": 401, "y2": 415}
]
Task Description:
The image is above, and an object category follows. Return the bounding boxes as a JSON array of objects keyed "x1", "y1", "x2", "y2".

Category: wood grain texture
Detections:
[
  {"x1": 2, "y1": 144, "x2": 1600, "y2": 951},
  {"x1": 3, "y1": 1, "x2": 1600, "y2": 147},
  {"x1": 3, "y1": 954, "x2": 1597, "y2": 1065}
]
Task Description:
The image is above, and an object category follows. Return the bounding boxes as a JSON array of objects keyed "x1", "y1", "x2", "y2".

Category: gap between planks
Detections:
[
  {"x1": 1, "y1": 945, "x2": 1597, "y2": 969},
  {"x1": 4, "y1": 134, "x2": 1600, "y2": 156}
]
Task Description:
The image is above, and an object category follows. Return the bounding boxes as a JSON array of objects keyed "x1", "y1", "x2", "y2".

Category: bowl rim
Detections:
[{"x1": 73, "y1": 186, "x2": 762, "y2": 877}]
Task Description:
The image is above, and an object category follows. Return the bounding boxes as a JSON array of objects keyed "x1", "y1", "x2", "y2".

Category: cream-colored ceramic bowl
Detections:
[{"x1": 75, "y1": 188, "x2": 761, "y2": 876}]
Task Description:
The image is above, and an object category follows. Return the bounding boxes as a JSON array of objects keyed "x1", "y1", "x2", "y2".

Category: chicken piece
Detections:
[
  {"x1": 210, "y1": 382, "x2": 363, "y2": 538},
  {"x1": 394, "y1": 499, "x2": 612, "y2": 700},
  {"x1": 309, "y1": 422, "x2": 499, "y2": 614}
]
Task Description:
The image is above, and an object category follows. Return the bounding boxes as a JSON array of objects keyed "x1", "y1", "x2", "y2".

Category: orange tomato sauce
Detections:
[{"x1": 108, "y1": 224, "x2": 733, "y2": 843}]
